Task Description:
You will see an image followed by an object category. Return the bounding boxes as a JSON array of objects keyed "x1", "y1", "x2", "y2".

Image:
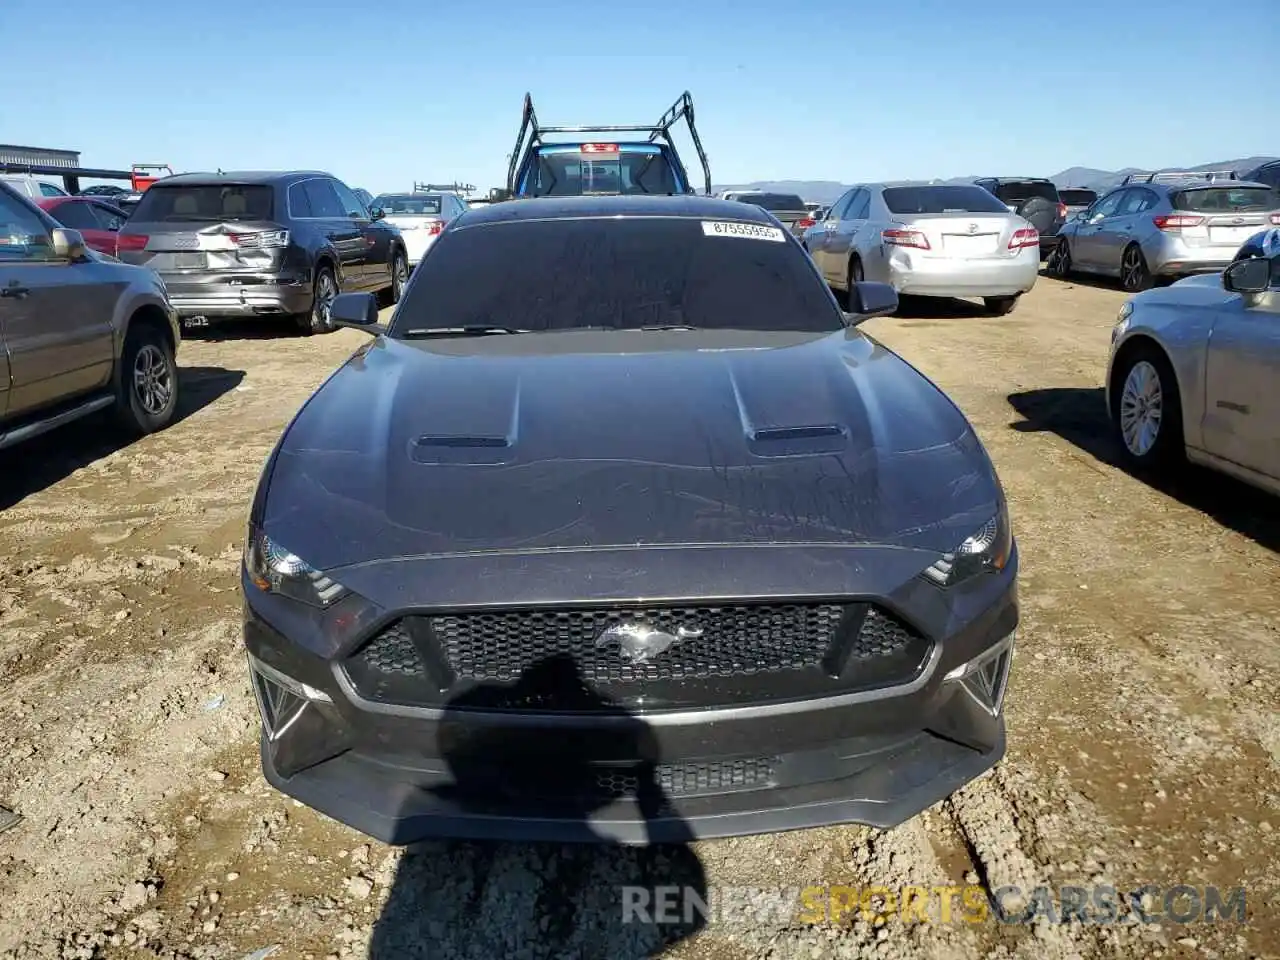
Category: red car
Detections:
[{"x1": 35, "y1": 196, "x2": 131, "y2": 257}]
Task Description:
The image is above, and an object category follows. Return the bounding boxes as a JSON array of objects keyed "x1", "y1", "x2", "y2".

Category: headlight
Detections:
[
  {"x1": 244, "y1": 526, "x2": 348, "y2": 608},
  {"x1": 1112, "y1": 302, "x2": 1133, "y2": 345},
  {"x1": 922, "y1": 506, "x2": 1013, "y2": 587}
]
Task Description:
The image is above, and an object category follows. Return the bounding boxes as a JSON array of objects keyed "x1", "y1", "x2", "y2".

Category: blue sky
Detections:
[{"x1": 6, "y1": 0, "x2": 1277, "y2": 194}]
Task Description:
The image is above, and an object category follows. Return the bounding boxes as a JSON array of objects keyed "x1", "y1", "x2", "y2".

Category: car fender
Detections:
[{"x1": 1108, "y1": 292, "x2": 1219, "y2": 449}]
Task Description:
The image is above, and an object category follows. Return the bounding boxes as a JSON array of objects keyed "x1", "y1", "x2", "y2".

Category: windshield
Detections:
[
  {"x1": 524, "y1": 149, "x2": 679, "y2": 197},
  {"x1": 883, "y1": 185, "x2": 1010, "y2": 215},
  {"x1": 989, "y1": 181, "x2": 1058, "y2": 204},
  {"x1": 735, "y1": 193, "x2": 807, "y2": 212},
  {"x1": 390, "y1": 217, "x2": 841, "y2": 336},
  {"x1": 130, "y1": 184, "x2": 274, "y2": 221},
  {"x1": 374, "y1": 195, "x2": 442, "y2": 215},
  {"x1": 1171, "y1": 187, "x2": 1278, "y2": 213},
  {"x1": 1058, "y1": 189, "x2": 1097, "y2": 206}
]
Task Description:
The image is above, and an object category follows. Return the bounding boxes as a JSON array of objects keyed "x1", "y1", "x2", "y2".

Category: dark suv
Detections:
[
  {"x1": 116, "y1": 171, "x2": 409, "y2": 334},
  {"x1": 973, "y1": 177, "x2": 1066, "y2": 258}
]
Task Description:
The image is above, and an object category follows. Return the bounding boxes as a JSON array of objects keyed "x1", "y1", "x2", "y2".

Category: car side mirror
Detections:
[
  {"x1": 51, "y1": 228, "x2": 86, "y2": 261},
  {"x1": 370, "y1": 207, "x2": 385, "y2": 221},
  {"x1": 843, "y1": 281, "x2": 898, "y2": 326},
  {"x1": 1222, "y1": 257, "x2": 1271, "y2": 295},
  {"x1": 330, "y1": 292, "x2": 385, "y2": 334}
]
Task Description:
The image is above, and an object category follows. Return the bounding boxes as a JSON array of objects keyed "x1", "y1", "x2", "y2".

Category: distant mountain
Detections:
[{"x1": 713, "y1": 156, "x2": 1277, "y2": 204}]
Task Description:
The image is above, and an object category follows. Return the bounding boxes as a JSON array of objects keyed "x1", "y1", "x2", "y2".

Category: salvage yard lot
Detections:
[{"x1": 2, "y1": 276, "x2": 1278, "y2": 959}]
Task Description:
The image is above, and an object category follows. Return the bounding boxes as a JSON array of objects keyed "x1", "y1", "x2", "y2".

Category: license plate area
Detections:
[
  {"x1": 173, "y1": 251, "x2": 207, "y2": 269},
  {"x1": 1208, "y1": 226, "x2": 1254, "y2": 245},
  {"x1": 942, "y1": 234, "x2": 999, "y2": 257}
]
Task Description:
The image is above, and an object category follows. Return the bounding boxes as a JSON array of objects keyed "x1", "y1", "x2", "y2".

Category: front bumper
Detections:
[
  {"x1": 243, "y1": 555, "x2": 1018, "y2": 846},
  {"x1": 889, "y1": 250, "x2": 1039, "y2": 298},
  {"x1": 161, "y1": 272, "x2": 313, "y2": 319}
]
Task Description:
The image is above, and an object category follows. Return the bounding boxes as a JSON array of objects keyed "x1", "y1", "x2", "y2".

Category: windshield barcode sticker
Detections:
[{"x1": 701, "y1": 221, "x2": 787, "y2": 242}]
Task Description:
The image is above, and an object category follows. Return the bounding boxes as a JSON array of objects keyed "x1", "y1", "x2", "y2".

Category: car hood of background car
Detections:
[{"x1": 261, "y1": 328, "x2": 1003, "y2": 571}]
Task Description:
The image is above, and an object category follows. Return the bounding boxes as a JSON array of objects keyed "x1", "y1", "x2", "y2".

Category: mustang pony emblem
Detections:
[{"x1": 594, "y1": 621, "x2": 705, "y2": 663}]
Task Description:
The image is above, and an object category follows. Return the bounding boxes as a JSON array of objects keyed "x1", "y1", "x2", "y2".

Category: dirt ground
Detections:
[{"x1": 2, "y1": 273, "x2": 1278, "y2": 960}]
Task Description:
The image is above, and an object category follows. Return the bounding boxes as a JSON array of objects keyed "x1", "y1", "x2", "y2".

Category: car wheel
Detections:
[
  {"x1": 115, "y1": 323, "x2": 178, "y2": 435},
  {"x1": 983, "y1": 295, "x2": 1019, "y2": 316},
  {"x1": 847, "y1": 256, "x2": 864, "y2": 290},
  {"x1": 1112, "y1": 344, "x2": 1183, "y2": 469},
  {"x1": 1049, "y1": 239, "x2": 1073, "y2": 278},
  {"x1": 1121, "y1": 244, "x2": 1153, "y2": 293},
  {"x1": 299, "y1": 266, "x2": 338, "y2": 335},
  {"x1": 388, "y1": 250, "x2": 408, "y2": 305}
]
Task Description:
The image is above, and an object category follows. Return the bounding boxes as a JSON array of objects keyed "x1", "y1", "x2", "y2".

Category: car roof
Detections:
[
  {"x1": 457, "y1": 194, "x2": 778, "y2": 227},
  {"x1": 1124, "y1": 178, "x2": 1271, "y2": 194},
  {"x1": 154, "y1": 171, "x2": 332, "y2": 186}
]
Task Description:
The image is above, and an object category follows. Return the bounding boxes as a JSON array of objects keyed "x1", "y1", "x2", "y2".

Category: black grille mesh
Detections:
[
  {"x1": 432, "y1": 604, "x2": 845, "y2": 684},
  {"x1": 344, "y1": 601, "x2": 931, "y2": 710}
]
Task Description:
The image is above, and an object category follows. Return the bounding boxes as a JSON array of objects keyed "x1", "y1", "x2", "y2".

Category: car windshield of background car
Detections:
[
  {"x1": 389, "y1": 217, "x2": 842, "y2": 335},
  {"x1": 883, "y1": 185, "x2": 1011, "y2": 215}
]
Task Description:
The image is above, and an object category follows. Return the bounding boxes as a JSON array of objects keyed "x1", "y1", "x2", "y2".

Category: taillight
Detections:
[
  {"x1": 116, "y1": 234, "x2": 149, "y2": 252},
  {"x1": 1152, "y1": 215, "x2": 1205, "y2": 231},
  {"x1": 797, "y1": 217, "x2": 815, "y2": 230},
  {"x1": 1009, "y1": 227, "x2": 1039, "y2": 250},
  {"x1": 229, "y1": 230, "x2": 289, "y2": 248},
  {"x1": 427, "y1": 220, "x2": 445, "y2": 236},
  {"x1": 1056, "y1": 202, "x2": 1068, "y2": 220},
  {"x1": 580, "y1": 143, "x2": 619, "y2": 154},
  {"x1": 882, "y1": 228, "x2": 930, "y2": 250}
]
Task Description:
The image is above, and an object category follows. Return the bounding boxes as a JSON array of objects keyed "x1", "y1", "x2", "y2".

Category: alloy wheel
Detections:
[
  {"x1": 1119, "y1": 360, "x2": 1162, "y2": 457},
  {"x1": 132, "y1": 344, "x2": 173, "y2": 416}
]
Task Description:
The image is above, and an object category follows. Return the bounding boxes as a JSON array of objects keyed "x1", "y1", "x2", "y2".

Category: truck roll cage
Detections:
[{"x1": 505, "y1": 91, "x2": 712, "y2": 197}]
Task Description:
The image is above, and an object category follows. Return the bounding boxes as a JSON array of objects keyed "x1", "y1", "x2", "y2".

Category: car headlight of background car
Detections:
[
  {"x1": 921, "y1": 505, "x2": 1013, "y2": 587},
  {"x1": 244, "y1": 526, "x2": 349, "y2": 608}
]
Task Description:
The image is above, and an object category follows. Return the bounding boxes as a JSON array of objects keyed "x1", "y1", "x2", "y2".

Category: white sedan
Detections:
[{"x1": 369, "y1": 192, "x2": 467, "y2": 268}]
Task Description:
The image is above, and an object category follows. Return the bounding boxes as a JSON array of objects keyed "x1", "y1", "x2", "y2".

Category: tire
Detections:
[
  {"x1": 115, "y1": 323, "x2": 178, "y2": 435},
  {"x1": 1121, "y1": 243, "x2": 1153, "y2": 293},
  {"x1": 847, "y1": 255, "x2": 864, "y2": 291},
  {"x1": 298, "y1": 265, "x2": 338, "y2": 335},
  {"x1": 984, "y1": 295, "x2": 1019, "y2": 316},
  {"x1": 1048, "y1": 238, "x2": 1073, "y2": 278},
  {"x1": 1111, "y1": 342, "x2": 1184, "y2": 469},
  {"x1": 388, "y1": 250, "x2": 408, "y2": 304},
  {"x1": 1016, "y1": 196, "x2": 1057, "y2": 238}
]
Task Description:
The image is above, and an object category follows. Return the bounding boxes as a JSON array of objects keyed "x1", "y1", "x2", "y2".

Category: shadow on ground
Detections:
[
  {"x1": 891, "y1": 295, "x2": 993, "y2": 320},
  {"x1": 0, "y1": 365, "x2": 245, "y2": 509},
  {"x1": 180, "y1": 319, "x2": 306, "y2": 342},
  {"x1": 368, "y1": 654, "x2": 708, "y2": 959},
  {"x1": 1008, "y1": 386, "x2": 1280, "y2": 553}
]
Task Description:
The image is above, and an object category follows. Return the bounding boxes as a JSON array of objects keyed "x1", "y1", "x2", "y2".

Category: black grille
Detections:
[{"x1": 344, "y1": 601, "x2": 932, "y2": 711}]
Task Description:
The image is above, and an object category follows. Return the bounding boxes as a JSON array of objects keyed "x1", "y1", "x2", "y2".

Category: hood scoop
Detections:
[
  {"x1": 411, "y1": 433, "x2": 513, "y2": 465},
  {"x1": 747, "y1": 424, "x2": 848, "y2": 458}
]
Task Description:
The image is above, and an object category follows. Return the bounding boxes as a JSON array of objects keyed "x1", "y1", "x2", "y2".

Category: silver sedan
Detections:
[
  {"x1": 802, "y1": 183, "x2": 1039, "y2": 316},
  {"x1": 1105, "y1": 229, "x2": 1280, "y2": 495}
]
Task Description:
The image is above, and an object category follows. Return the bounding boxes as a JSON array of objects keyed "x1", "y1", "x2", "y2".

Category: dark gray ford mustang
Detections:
[{"x1": 241, "y1": 195, "x2": 1017, "y2": 845}]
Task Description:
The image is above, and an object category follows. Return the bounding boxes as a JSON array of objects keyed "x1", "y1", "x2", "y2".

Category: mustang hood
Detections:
[{"x1": 261, "y1": 330, "x2": 1003, "y2": 570}]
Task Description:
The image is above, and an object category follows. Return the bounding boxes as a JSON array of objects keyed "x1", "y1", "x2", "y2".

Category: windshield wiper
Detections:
[
  {"x1": 637, "y1": 324, "x2": 698, "y2": 331},
  {"x1": 401, "y1": 326, "x2": 531, "y2": 338}
]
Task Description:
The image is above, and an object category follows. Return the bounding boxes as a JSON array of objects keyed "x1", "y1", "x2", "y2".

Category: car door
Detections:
[
  {"x1": 302, "y1": 178, "x2": 365, "y2": 289},
  {"x1": 1202, "y1": 265, "x2": 1280, "y2": 479},
  {"x1": 0, "y1": 189, "x2": 115, "y2": 417},
  {"x1": 1071, "y1": 189, "x2": 1125, "y2": 270},
  {"x1": 810, "y1": 190, "x2": 854, "y2": 281},
  {"x1": 331, "y1": 178, "x2": 382, "y2": 289},
  {"x1": 1096, "y1": 187, "x2": 1156, "y2": 274},
  {"x1": 823, "y1": 189, "x2": 866, "y2": 286}
]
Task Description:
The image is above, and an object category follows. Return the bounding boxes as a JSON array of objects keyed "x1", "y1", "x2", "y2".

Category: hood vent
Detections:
[
  {"x1": 747, "y1": 423, "x2": 847, "y2": 458},
  {"x1": 411, "y1": 433, "x2": 513, "y2": 465}
]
